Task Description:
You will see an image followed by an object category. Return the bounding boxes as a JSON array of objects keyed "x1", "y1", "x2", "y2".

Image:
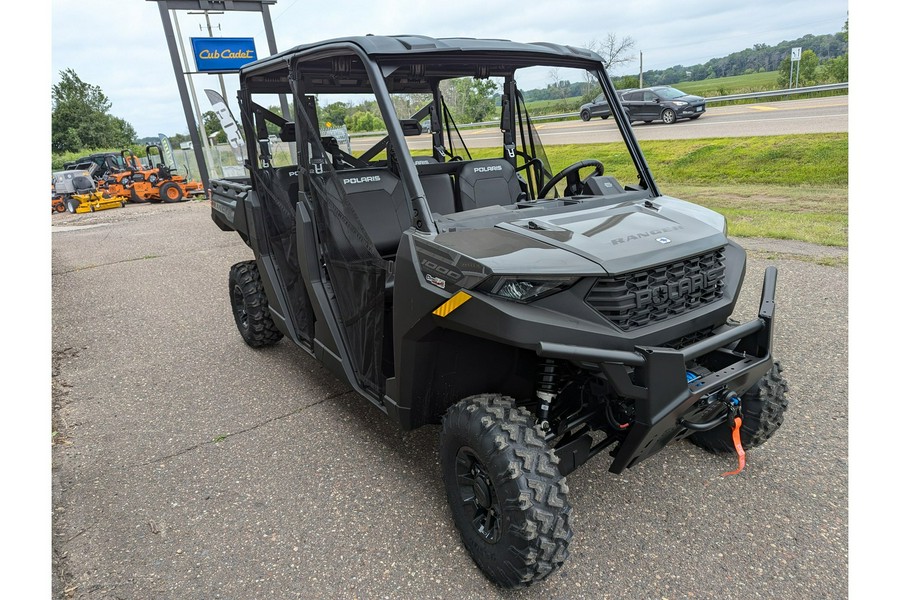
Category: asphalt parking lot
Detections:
[{"x1": 51, "y1": 201, "x2": 848, "y2": 599}]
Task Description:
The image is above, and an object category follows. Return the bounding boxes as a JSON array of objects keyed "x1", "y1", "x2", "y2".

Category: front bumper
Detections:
[
  {"x1": 677, "y1": 103, "x2": 705, "y2": 117},
  {"x1": 537, "y1": 266, "x2": 777, "y2": 473}
]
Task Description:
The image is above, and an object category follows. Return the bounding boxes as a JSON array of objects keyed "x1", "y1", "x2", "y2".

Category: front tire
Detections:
[
  {"x1": 228, "y1": 261, "x2": 284, "y2": 348},
  {"x1": 65, "y1": 198, "x2": 80, "y2": 214},
  {"x1": 689, "y1": 361, "x2": 788, "y2": 454},
  {"x1": 580, "y1": 110, "x2": 591, "y2": 122},
  {"x1": 662, "y1": 108, "x2": 677, "y2": 124},
  {"x1": 440, "y1": 394, "x2": 573, "y2": 588}
]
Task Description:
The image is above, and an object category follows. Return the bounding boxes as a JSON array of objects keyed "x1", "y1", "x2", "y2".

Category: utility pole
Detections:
[
  {"x1": 191, "y1": 9, "x2": 231, "y2": 109},
  {"x1": 173, "y1": 11, "x2": 213, "y2": 178},
  {"x1": 639, "y1": 51, "x2": 643, "y2": 88}
]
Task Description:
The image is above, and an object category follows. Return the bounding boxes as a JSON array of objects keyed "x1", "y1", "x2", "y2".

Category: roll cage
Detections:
[{"x1": 235, "y1": 37, "x2": 660, "y2": 235}]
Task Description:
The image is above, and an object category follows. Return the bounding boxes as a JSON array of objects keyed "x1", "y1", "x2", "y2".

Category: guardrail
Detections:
[
  {"x1": 703, "y1": 82, "x2": 847, "y2": 103},
  {"x1": 348, "y1": 82, "x2": 848, "y2": 137}
]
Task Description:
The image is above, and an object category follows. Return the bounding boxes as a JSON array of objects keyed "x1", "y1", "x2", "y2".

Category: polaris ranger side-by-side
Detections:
[{"x1": 209, "y1": 36, "x2": 787, "y2": 588}]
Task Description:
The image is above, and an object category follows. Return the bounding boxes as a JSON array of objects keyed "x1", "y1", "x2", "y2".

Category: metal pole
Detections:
[
  {"x1": 639, "y1": 51, "x2": 643, "y2": 89},
  {"x1": 156, "y1": 1, "x2": 210, "y2": 190},
  {"x1": 789, "y1": 59, "x2": 794, "y2": 89},
  {"x1": 201, "y1": 11, "x2": 231, "y2": 109},
  {"x1": 174, "y1": 11, "x2": 214, "y2": 180}
]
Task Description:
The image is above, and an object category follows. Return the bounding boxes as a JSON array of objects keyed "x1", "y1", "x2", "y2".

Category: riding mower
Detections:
[
  {"x1": 126, "y1": 145, "x2": 204, "y2": 203},
  {"x1": 51, "y1": 166, "x2": 126, "y2": 214},
  {"x1": 97, "y1": 151, "x2": 145, "y2": 200}
]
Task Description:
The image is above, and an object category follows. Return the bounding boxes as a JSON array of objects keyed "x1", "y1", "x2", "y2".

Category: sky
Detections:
[{"x1": 50, "y1": 0, "x2": 849, "y2": 139}]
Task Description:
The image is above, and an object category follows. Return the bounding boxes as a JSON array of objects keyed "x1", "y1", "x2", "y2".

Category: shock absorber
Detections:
[{"x1": 535, "y1": 358, "x2": 559, "y2": 431}]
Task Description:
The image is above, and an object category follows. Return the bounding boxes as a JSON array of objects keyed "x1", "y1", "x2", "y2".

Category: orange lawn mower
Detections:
[
  {"x1": 126, "y1": 145, "x2": 204, "y2": 203},
  {"x1": 97, "y1": 150, "x2": 147, "y2": 201}
]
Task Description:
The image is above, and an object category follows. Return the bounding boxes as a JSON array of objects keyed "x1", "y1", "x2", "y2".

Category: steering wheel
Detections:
[{"x1": 537, "y1": 159, "x2": 604, "y2": 199}]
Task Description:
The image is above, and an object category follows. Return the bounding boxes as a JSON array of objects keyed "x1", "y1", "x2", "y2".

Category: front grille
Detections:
[{"x1": 585, "y1": 248, "x2": 726, "y2": 331}]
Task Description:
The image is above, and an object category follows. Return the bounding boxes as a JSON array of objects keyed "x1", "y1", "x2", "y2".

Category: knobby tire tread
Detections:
[
  {"x1": 441, "y1": 394, "x2": 573, "y2": 588},
  {"x1": 229, "y1": 261, "x2": 283, "y2": 348}
]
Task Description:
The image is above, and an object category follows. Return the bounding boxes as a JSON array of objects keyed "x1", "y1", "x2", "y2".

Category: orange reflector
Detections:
[
  {"x1": 721, "y1": 416, "x2": 746, "y2": 477},
  {"x1": 432, "y1": 291, "x2": 472, "y2": 317}
]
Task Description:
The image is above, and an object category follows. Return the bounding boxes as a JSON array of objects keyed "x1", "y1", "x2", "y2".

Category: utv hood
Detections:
[{"x1": 436, "y1": 196, "x2": 728, "y2": 276}]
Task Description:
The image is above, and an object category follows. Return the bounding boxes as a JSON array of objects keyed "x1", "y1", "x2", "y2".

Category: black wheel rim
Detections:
[
  {"x1": 232, "y1": 285, "x2": 248, "y2": 330},
  {"x1": 455, "y1": 448, "x2": 502, "y2": 543}
]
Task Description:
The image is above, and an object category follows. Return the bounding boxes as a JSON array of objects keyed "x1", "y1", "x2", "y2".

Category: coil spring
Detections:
[{"x1": 535, "y1": 358, "x2": 559, "y2": 427}]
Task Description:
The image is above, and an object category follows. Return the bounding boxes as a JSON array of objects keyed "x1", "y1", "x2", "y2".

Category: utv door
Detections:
[{"x1": 292, "y1": 71, "x2": 404, "y2": 400}]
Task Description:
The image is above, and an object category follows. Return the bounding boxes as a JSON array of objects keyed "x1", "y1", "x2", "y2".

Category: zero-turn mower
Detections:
[{"x1": 127, "y1": 144, "x2": 204, "y2": 203}]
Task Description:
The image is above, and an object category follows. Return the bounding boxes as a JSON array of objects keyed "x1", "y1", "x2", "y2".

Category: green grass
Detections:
[
  {"x1": 664, "y1": 184, "x2": 847, "y2": 246},
  {"x1": 463, "y1": 133, "x2": 848, "y2": 246},
  {"x1": 670, "y1": 71, "x2": 781, "y2": 97}
]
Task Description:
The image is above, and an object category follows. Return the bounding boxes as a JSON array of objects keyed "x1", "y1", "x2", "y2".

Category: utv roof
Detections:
[{"x1": 242, "y1": 34, "x2": 605, "y2": 76}]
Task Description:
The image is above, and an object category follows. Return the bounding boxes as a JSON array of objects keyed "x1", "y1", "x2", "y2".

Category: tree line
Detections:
[{"x1": 633, "y1": 26, "x2": 848, "y2": 88}]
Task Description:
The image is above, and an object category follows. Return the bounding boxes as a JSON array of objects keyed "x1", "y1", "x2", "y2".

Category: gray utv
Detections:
[{"x1": 209, "y1": 35, "x2": 787, "y2": 588}]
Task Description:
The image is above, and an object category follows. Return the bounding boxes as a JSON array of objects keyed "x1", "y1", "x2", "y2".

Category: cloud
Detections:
[{"x1": 51, "y1": 0, "x2": 848, "y2": 137}]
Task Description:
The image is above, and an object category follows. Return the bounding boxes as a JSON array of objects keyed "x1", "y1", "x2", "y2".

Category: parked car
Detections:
[
  {"x1": 579, "y1": 93, "x2": 614, "y2": 121},
  {"x1": 620, "y1": 86, "x2": 706, "y2": 124}
]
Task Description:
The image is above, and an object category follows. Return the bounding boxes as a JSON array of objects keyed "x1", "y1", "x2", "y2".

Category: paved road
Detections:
[
  {"x1": 51, "y1": 202, "x2": 848, "y2": 599},
  {"x1": 355, "y1": 96, "x2": 848, "y2": 150}
]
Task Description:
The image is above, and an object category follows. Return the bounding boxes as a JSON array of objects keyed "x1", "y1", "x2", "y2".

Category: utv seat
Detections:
[
  {"x1": 414, "y1": 157, "x2": 456, "y2": 216},
  {"x1": 457, "y1": 159, "x2": 523, "y2": 212},
  {"x1": 331, "y1": 168, "x2": 411, "y2": 259}
]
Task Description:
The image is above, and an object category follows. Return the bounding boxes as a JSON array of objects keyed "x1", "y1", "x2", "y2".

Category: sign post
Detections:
[
  {"x1": 790, "y1": 47, "x2": 802, "y2": 89},
  {"x1": 149, "y1": 1, "x2": 282, "y2": 190}
]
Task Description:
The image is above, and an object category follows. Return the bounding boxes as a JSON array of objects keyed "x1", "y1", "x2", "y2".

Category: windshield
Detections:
[
  {"x1": 241, "y1": 45, "x2": 658, "y2": 228},
  {"x1": 655, "y1": 87, "x2": 688, "y2": 100}
]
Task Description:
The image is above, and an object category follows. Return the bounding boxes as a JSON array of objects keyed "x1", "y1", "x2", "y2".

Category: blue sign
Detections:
[{"x1": 191, "y1": 37, "x2": 257, "y2": 73}]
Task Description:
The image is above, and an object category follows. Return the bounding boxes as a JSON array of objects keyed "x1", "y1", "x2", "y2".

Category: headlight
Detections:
[
  {"x1": 671, "y1": 101, "x2": 688, "y2": 106},
  {"x1": 477, "y1": 276, "x2": 579, "y2": 303}
]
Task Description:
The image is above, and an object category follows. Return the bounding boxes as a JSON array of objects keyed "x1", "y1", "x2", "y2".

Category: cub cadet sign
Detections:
[{"x1": 191, "y1": 37, "x2": 257, "y2": 73}]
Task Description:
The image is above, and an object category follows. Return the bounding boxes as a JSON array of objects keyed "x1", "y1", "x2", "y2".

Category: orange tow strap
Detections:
[{"x1": 721, "y1": 416, "x2": 746, "y2": 477}]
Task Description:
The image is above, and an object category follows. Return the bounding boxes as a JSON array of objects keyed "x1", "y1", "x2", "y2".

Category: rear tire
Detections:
[
  {"x1": 160, "y1": 181, "x2": 184, "y2": 203},
  {"x1": 229, "y1": 261, "x2": 283, "y2": 348},
  {"x1": 65, "y1": 198, "x2": 80, "y2": 214},
  {"x1": 129, "y1": 187, "x2": 148, "y2": 203},
  {"x1": 440, "y1": 394, "x2": 573, "y2": 588},
  {"x1": 689, "y1": 361, "x2": 788, "y2": 454}
]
